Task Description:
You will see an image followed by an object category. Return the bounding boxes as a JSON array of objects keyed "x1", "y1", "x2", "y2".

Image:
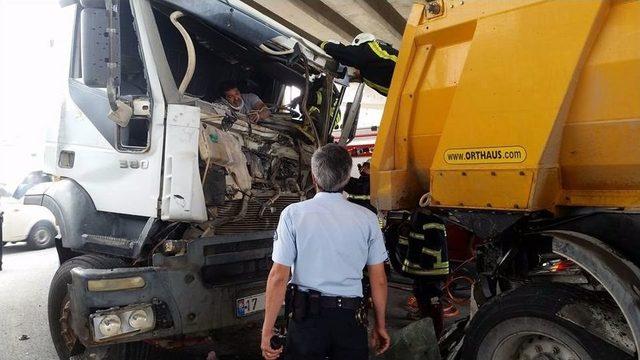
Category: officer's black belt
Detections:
[{"x1": 293, "y1": 290, "x2": 362, "y2": 310}]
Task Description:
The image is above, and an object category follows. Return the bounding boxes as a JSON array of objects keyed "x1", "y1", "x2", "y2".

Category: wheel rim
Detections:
[
  {"x1": 59, "y1": 293, "x2": 78, "y2": 352},
  {"x1": 494, "y1": 333, "x2": 581, "y2": 360},
  {"x1": 35, "y1": 228, "x2": 51, "y2": 245}
]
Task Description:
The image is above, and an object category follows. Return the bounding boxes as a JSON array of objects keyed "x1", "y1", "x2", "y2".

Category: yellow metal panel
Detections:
[
  {"x1": 431, "y1": 0, "x2": 607, "y2": 167},
  {"x1": 431, "y1": 169, "x2": 533, "y2": 210},
  {"x1": 562, "y1": 190, "x2": 640, "y2": 208},
  {"x1": 559, "y1": 0, "x2": 640, "y2": 207},
  {"x1": 430, "y1": 0, "x2": 607, "y2": 210},
  {"x1": 372, "y1": 0, "x2": 640, "y2": 212},
  {"x1": 561, "y1": 119, "x2": 640, "y2": 190}
]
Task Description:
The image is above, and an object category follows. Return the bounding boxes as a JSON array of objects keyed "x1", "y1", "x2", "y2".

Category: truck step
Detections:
[{"x1": 82, "y1": 234, "x2": 135, "y2": 249}]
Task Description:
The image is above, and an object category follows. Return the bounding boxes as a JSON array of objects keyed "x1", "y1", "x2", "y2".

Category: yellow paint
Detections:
[
  {"x1": 371, "y1": 0, "x2": 640, "y2": 212},
  {"x1": 444, "y1": 146, "x2": 526, "y2": 165}
]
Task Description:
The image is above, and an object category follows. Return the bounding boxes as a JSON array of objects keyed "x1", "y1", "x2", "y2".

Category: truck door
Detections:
[{"x1": 53, "y1": 0, "x2": 164, "y2": 219}]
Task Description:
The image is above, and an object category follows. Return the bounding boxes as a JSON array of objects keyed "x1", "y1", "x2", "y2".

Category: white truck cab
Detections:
[{"x1": 24, "y1": 1, "x2": 362, "y2": 358}]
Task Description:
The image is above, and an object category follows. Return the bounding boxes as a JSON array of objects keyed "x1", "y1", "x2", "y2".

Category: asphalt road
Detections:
[{"x1": 0, "y1": 244, "x2": 59, "y2": 360}]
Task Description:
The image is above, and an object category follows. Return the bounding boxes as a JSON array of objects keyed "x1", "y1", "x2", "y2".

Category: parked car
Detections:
[
  {"x1": 1, "y1": 196, "x2": 57, "y2": 249},
  {"x1": 1, "y1": 171, "x2": 57, "y2": 249}
]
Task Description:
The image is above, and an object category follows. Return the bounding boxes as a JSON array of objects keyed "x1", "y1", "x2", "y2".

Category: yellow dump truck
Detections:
[{"x1": 372, "y1": 0, "x2": 640, "y2": 359}]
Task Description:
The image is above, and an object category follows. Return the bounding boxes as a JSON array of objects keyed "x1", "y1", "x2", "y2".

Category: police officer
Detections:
[
  {"x1": 261, "y1": 144, "x2": 391, "y2": 360},
  {"x1": 319, "y1": 33, "x2": 398, "y2": 97},
  {"x1": 344, "y1": 160, "x2": 375, "y2": 213}
]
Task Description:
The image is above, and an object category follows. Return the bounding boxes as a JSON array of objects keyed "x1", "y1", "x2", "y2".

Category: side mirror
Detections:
[
  {"x1": 80, "y1": 2, "x2": 131, "y2": 126},
  {"x1": 338, "y1": 83, "x2": 364, "y2": 146},
  {"x1": 80, "y1": 7, "x2": 110, "y2": 87}
]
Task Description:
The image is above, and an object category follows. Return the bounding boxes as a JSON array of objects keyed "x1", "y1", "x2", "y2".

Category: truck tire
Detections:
[
  {"x1": 27, "y1": 221, "x2": 56, "y2": 250},
  {"x1": 48, "y1": 255, "x2": 152, "y2": 360},
  {"x1": 461, "y1": 283, "x2": 633, "y2": 360}
]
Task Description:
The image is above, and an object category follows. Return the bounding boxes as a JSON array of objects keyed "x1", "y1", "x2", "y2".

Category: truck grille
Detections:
[{"x1": 215, "y1": 194, "x2": 301, "y2": 235}]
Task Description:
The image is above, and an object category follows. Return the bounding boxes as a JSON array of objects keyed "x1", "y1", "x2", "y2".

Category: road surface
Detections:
[{"x1": 0, "y1": 244, "x2": 58, "y2": 360}]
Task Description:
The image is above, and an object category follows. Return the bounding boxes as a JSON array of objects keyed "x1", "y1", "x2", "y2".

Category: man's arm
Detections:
[
  {"x1": 246, "y1": 93, "x2": 271, "y2": 122},
  {"x1": 261, "y1": 263, "x2": 290, "y2": 359},
  {"x1": 366, "y1": 216, "x2": 390, "y2": 354},
  {"x1": 320, "y1": 42, "x2": 368, "y2": 67},
  {"x1": 261, "y1": 207, "x2": 296, "y2": 359},
  {"x1": 252, "y1": 100, "x2": 271, "y2": 120},
  {"x1": 368, "y1": 262, "x2": 390, "y2": 355}
]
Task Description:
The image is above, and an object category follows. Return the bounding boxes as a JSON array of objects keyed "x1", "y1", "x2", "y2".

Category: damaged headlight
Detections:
[{"x1": 91, "y1": 304, "x2": 155, "y2": 341}]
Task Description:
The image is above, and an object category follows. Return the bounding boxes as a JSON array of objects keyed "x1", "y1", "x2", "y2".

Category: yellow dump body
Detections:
[{"x1": 371, "y1": 0, "x2": 640, "y2": 212}]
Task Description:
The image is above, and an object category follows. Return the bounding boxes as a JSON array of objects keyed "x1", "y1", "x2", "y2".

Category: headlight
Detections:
[
  {"x1": 91, "y1": 304, "x2": 155, "y2": 341},
  {"x1": 98, "y1": 315, "x2": 122, "y2": 337},
  {"x1": 129, "y1": 309, "x2": 152, "y2": 330}
]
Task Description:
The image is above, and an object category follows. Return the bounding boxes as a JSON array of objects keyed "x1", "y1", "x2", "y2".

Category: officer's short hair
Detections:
[{"x1": 311, "y1": 144, "x2": 352, "y2": 192}]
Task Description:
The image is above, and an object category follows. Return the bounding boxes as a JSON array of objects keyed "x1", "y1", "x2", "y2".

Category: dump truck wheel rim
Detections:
[{"x1": 493, "y1": 332, "x2": 580, "y2": 360}]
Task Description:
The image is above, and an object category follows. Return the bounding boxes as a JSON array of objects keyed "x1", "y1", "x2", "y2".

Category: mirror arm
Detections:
[
  {"x1": 106, "y1": 0, "x2": 119, "y2": 111},
  {"x1": 105, "y1": 0, "x2": 132, "y2": 127}
]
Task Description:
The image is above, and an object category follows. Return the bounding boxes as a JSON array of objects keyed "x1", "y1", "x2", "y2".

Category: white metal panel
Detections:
[
  {"x1": 160, "y1": 104, "x2": 207, "y2": 222},
  {"x1": 45, "y1": 0, "x2": 168, "y2": 218}
]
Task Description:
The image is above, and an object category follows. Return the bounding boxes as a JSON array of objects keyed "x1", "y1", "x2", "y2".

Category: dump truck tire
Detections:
[
  {"x1": 461, "y1": 283, "x2": 633, "y2": 360},
  {"x1": 48, "y1": 255, "x2": 152, "y2": 360}
]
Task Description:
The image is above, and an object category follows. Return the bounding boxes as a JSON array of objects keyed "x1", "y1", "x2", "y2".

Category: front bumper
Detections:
[{"x1": 68, "y1": 231, "x2": 273, "y2": 347}]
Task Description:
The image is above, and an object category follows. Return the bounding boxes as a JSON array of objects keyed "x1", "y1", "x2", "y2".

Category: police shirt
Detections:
[{"x1": 272, "y1": 192, "x2": 388, "y2": 297}]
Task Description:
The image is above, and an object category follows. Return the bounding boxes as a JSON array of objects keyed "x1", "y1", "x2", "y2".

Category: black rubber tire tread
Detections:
[
  {"x1": 27, "y1": 221, "x2": 56, "y2": 250},
  {"x1": 48, "y1": 254, "x2": 152, "y2": 360},
  {"x1": 461, "y1": 282, "x2": 634, "y2": 360}
]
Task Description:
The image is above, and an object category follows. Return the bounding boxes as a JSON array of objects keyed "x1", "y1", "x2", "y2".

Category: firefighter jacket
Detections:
[
  {"x1": 344, "y1": 174, "x2": 376, "y2": 213},
  {"x1": 320, "y1": 40, "x2": 398, "y2": 96}
]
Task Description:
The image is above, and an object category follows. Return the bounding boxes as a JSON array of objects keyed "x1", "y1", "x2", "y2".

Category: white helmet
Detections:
[{"x1": 352, "y1": 33, "x2": 376, "y2": 46}]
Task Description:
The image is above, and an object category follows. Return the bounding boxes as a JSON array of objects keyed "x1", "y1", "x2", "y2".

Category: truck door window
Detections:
[
  {"x1": 69, "y1": 1, "x2": 150, "y2": 153},
  {"x1": 282, "y1": 86, "x2": 301, "y2": 107}
]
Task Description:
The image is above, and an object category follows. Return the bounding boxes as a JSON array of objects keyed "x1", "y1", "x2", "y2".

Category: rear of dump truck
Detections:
[
  {"x1": 23, "y1": 0, "x2": 353, "y2": 358},
  {"x1": 372, "y1": 0, "x2": 640, "y2": 359}
]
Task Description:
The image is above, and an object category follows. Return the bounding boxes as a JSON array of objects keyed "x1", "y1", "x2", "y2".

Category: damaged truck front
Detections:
[{"x1": 24, "y1": 0, "x2": 357, "y2": 358}]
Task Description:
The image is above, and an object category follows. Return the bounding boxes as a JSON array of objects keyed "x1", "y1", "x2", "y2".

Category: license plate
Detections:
[{"x1": 236, "y1": 293, "x2": 266, "y2": 317}]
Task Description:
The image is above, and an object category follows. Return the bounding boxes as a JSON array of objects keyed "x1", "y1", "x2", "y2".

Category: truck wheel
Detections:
[
  {"x1": 48, "y1": 255, "x2": 152, "y2": 360},
  {"x1": 461, "y1": 283, "x2": 633, "y2": 360},
  {"x1": 27, "y1": 221, "x2": 56, "y2": 249}
]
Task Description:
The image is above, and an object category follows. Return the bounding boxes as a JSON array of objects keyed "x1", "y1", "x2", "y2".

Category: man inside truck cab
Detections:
[
  {"x1": 217, "y1": 80, "x2": 271, "y2": 123},
  {"x1": 319, "y1": 33, "x2": 398, "y2": 97}
]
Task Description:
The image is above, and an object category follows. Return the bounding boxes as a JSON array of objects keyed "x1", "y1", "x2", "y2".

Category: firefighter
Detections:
[
  {"x1": 345, "y1": 160, "x2": 376, "y2": 213},
  {"x1": 386, "y1": 210, "x2": 449, "y2": 337},
  {"x1": 290, "y1": 75, "x2": 342, "y2": 138},
  {"x1": 260, "y1": 144, "x2": 390, "y2": 360},
  {"x1": 319, "y1": 33, "x2": 398, "y2": 97}
]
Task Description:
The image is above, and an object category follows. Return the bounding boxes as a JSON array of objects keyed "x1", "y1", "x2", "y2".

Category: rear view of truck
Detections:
[
  {"x1": 372, "y1": 0, "x2": 640, "y2": 359},
  {"x1": 24, "y1": 0, "x2": 352, "y2": 358}
]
